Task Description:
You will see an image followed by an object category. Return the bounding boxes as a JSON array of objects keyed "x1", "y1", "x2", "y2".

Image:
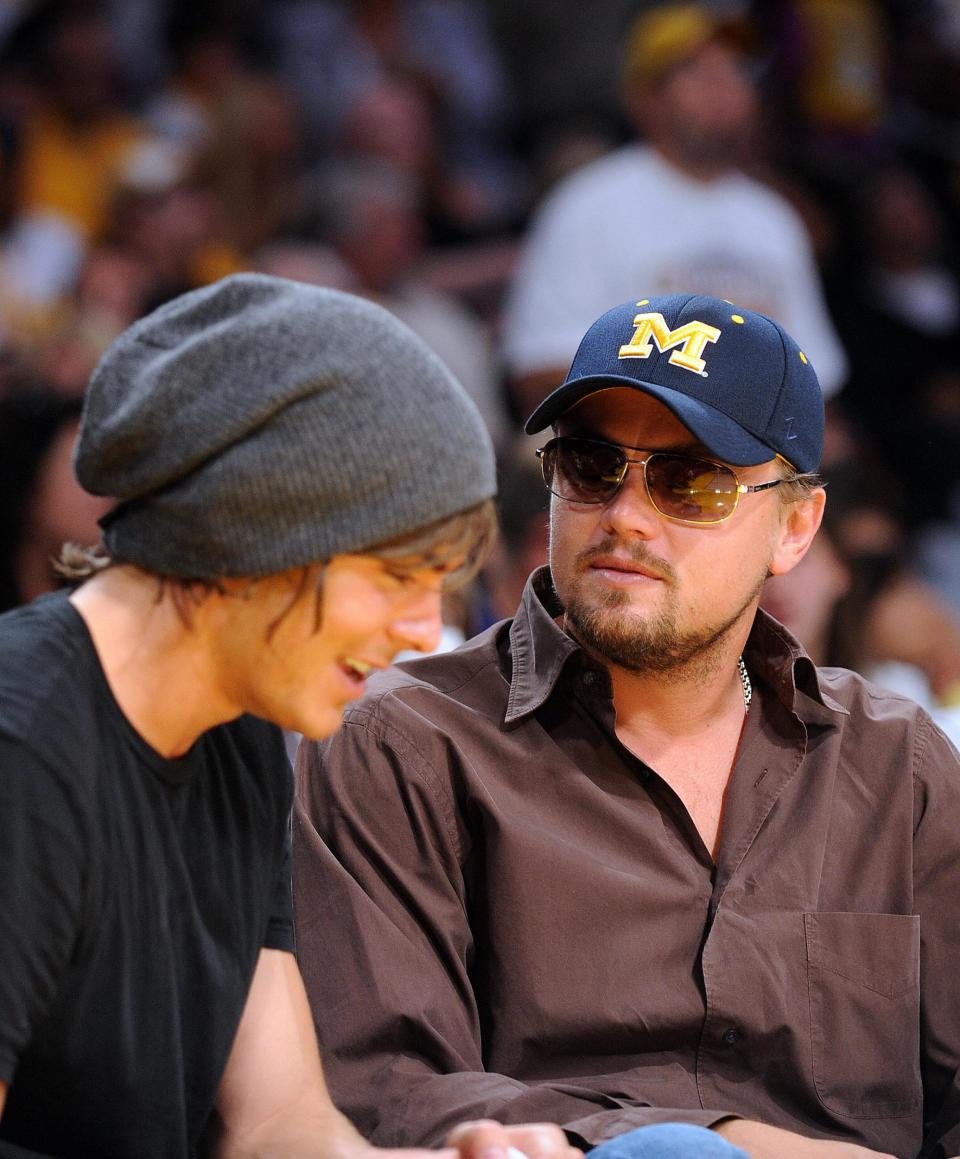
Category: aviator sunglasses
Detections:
[{"x1": 536, "y1": 436, "x2": 786, "y2": 525}]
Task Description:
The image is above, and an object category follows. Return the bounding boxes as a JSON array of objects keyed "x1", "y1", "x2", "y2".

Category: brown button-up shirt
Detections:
[{"x1": 294, "y1": 568, "x2": 960, "y2": 1159}]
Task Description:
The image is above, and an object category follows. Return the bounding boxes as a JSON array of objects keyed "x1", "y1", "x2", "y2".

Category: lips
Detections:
[
  {"x1": 586, "y1": 554, "x2": 665, "y2": 581},
  {"x1": 338, "y1": 657, "x2": 381, "y2": 687},
  {"x1": 343, "y1": 656, "x2": 376, "y2": 676}
]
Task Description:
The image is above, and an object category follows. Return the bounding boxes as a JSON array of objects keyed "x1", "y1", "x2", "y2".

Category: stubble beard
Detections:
[{"x1": 560, "y1": 550, "x2": 769, "y2": 680}]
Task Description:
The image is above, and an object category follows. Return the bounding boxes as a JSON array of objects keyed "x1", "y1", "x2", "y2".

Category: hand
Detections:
[
  {"x1": 446, "y1": 1118, "x2": 581, "y2": 1159},
  {"x1": 714, "y1": 1119, "x2": 896, "y2": 1158}
]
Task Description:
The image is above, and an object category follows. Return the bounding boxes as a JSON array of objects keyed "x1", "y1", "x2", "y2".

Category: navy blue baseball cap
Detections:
[{"x1": 523, "y1": 294, "x2": 824, "y2": 473}]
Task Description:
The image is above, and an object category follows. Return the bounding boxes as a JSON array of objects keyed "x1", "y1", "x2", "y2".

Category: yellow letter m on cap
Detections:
[{"x1": 618, "y1": 312, "x2": 721, "y2": 374}]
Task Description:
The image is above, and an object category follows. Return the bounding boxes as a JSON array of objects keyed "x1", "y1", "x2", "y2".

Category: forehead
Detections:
[{"x1": 556, "y1": 387, "x2": 697, "y2": 447}]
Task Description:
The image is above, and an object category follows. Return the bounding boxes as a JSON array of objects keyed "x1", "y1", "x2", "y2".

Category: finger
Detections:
[
  {"x1": 446, "y1": 1119, "x2": 515, "y2": 1159},
  {"x1": 377, "y1": 1150, "x2": 459, "y2": 1159},
  {"x1": 503, "y1": 1123, "x2": 576, "y2": 1159}
]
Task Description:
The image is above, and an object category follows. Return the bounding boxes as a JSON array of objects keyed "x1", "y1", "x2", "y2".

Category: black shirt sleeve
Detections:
[{"x1": 264, "y1": 811, "x2": 295, "y2": 954}]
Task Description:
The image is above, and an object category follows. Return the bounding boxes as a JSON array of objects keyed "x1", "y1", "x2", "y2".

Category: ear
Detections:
[{"x1": 768, "y1": 488, "x2": 827, "y2": 577}]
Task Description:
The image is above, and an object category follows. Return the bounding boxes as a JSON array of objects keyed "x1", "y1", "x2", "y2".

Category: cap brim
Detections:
[{"x1": 524, "y1": 374, "x2": 776, "y2": 467}]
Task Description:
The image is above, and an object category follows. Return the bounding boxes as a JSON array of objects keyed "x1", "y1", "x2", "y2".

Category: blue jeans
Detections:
[{"x1": 588, "y1": 1124, "x2": 750, "y2": 1159}]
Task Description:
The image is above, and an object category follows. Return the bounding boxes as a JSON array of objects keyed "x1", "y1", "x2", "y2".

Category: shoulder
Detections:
[
  {"x1": 758, "y1": 612, "x2": 932, "y2": 742},
  {"x1": 0, "y1": 590, "x2": 82, "y2": 662},
  {"x1": 817, "y1": 664, "x2": 958, "y2": 770},
  {"x1": 0, "y1": 598, "x2": 101, "y2": 870},
  {"x1": 818, "y1": 662, "x2": 932, "y2": 717},
  {"x1": 533, "y1": 145, "x2": 652, "y2": 220},
  {"x1": 721, "y1": 170, "x2": 810, "y2": 235},
  {"x1": 299, "y1": 625, "x2": 511, "y2": 856},
  {"x1": 0, "y1": 593, "x2": 101, "y2": 750},
  {"x1": 334, "y1": 621, "x2": 510, "y2": 744}
]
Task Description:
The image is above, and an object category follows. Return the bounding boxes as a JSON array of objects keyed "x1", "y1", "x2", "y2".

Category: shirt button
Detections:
[
  {"x1": 722, "y1": 1027, "x2": 742, "y2": 1046},
  {"x1": 581, "y1": 670, "x2": 598, "y2": 686}
]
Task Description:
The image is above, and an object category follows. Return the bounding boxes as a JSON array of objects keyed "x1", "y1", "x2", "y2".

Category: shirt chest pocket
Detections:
[{"x1": 804, "y1": 911, "x2": 921, "y2": 1119}]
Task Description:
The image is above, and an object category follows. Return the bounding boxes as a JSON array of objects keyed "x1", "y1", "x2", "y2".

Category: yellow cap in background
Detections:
[{"x1": 623, "y1": 2, "x2": 748, "y2": 88}]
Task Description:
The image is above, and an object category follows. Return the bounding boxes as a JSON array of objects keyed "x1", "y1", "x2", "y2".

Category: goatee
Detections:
[{"x1": 561, "y1": 540, "x2": 766, "y2": 677}]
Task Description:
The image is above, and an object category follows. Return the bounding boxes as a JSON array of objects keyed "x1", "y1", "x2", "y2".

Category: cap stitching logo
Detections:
[{"x1": 618, "y1": 311, "x2": 722, "y2": 376}]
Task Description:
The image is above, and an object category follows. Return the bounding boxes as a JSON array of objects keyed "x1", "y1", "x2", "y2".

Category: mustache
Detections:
[{"x1": 575, "y1": 537, "x2": 677, "y2": 585}]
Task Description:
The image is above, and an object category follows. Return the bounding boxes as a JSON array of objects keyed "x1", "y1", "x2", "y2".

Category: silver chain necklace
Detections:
[{"x1": 738, "y1": 656, "x2": 752, "y2": 711}]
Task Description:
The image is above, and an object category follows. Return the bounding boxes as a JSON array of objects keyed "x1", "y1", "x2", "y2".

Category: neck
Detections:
[
  {"x1": 593, "y1": 629, "x2": 753, "y2": 860},
  {"x1": 70, "y1": 566, "x2": 241, "y2": 758},
  {"x1": 653, "y1": 140, "x2": 730, "y2": 184},
  {"x1": 608, "y1": 649, "x2": 748, "y2": 735}
]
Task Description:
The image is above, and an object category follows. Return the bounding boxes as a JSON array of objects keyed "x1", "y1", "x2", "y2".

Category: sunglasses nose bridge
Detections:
[
  {"x1": 605, "y1": 452, "x2": 667, "y2": 522},
  {"x1": 614, "y1": 453, "x2": 643, "y2": 497},
  {"x1": 609, "y1": 451, "x2": 642, "y2": 494}
]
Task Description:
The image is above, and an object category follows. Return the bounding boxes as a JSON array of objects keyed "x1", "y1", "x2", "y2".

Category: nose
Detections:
[
  {"x1": 387, "y1": 589, "x2": 445, "y2": 655},
  {"x1": 601, "y1": 464, "x2": 661, "y2": 538}
]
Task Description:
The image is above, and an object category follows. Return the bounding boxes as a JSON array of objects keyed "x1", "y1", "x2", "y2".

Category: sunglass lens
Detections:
[
  {"x1": 549, "y1": 439, "x2": 625, "y2": 502},
  {"x1": 646, "y1": 454, "x2": 739, "y2": 522}
]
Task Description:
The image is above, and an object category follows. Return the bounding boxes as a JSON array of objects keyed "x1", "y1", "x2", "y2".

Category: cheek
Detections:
[
  {"x1": 318, "y1": 592, "x2": 398, "y2": 652},
  {"x1": 548, "y1": 505, "x2": 586, "y2": 567},
  {"x1": 673, "y1": 525, "x2": 773, "y2": 607},
  {"x1": 546, "y1": 511, "x2": 570, "y2": 590},
  {"x1": 304, "y1": 639, "x2": 343, "y2": 678}
]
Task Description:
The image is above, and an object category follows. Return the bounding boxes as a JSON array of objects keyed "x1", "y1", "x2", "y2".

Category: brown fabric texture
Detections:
[{"x1": 293, "y1": 568, "x2": 960, "y2": 1159}]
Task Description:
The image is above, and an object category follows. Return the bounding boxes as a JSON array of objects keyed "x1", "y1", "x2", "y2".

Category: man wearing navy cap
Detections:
[{"x1": 295, "y1": 295, "x2": 960, "y2": 1159}]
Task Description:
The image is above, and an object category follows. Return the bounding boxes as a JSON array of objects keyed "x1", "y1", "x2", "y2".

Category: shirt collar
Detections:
[
  {"x1": 505, "y1": 567, "x2": 849, "y2": 726},
  {"x1": 745, "y1": 609, "x2": 850, "y2": 724},
  {"x1": 505, "y1": 567, "x2": 580, "y2": 722}
]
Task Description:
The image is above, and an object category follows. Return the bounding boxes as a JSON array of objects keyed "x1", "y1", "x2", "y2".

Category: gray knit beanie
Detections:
[{"x1": 75, "y1": 273, "x2": 497, "y2": 578}]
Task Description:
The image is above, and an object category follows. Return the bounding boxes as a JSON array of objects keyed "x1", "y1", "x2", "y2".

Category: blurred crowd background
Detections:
[{"x1": 3, "y1": 0, "x2": 960, "y2": 736}]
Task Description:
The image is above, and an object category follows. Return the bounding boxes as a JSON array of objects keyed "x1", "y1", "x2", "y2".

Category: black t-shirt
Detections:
[{"x1": 0, "y1": 592, "x2": 295, "y2": 1158}]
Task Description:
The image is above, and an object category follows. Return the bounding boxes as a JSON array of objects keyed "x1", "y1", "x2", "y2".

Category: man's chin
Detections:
[{"x1": 565, "y1": 604, "x2": 679, "y2": 673}]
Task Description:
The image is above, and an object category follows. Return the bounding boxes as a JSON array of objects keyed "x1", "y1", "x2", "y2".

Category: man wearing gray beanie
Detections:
[{"x1": 0, "y1": 273, "x2": 575, "y2": 1159}]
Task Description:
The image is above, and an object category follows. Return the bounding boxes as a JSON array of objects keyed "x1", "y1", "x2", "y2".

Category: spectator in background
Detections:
[
  {"x1": 0, "y1": 389, "x2": 111, "y2": 612},
  {"x1": 833, "y1": 161, "x2": 960, "y2": 531},
  {"x1": 265, "y1": 0, "x2": 520, "y2": 241},
  {"x1": 324, "y1": 67, "x2": 522, "y2": 319},
  {"x1": 894, "y1": 0, "x2": 960, "y2": 204},
  {"x1": 765, "y1": 0, "x2": 892, "y2": 174},
  {"x1": 73, "y1": 241, "x2": 157, "y2": 337},
  {"x1": 0, "y1": 7, "x2": 158, "y2": 335},
  {"x1": 482, "y1": 0, "x2": 636, "y2": 174},
  {"x1": 293, "y1": 157, "x2": 511, "y2": 447},
  {"x1": 502, "y1": 0, "x2": 847, "y2": 420},
  {"x1": 7, "y1": 241, "x2": 159, "y2": 397},
  {"x1": 12, "y1": 8, "x2": 147, "y2": 242},
  {"x1": 146, "y1": 12, "x2": 306, "y2": 259},
  {"x1": 760, "y1": 475, "x2": 960, "y2": 743}
]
